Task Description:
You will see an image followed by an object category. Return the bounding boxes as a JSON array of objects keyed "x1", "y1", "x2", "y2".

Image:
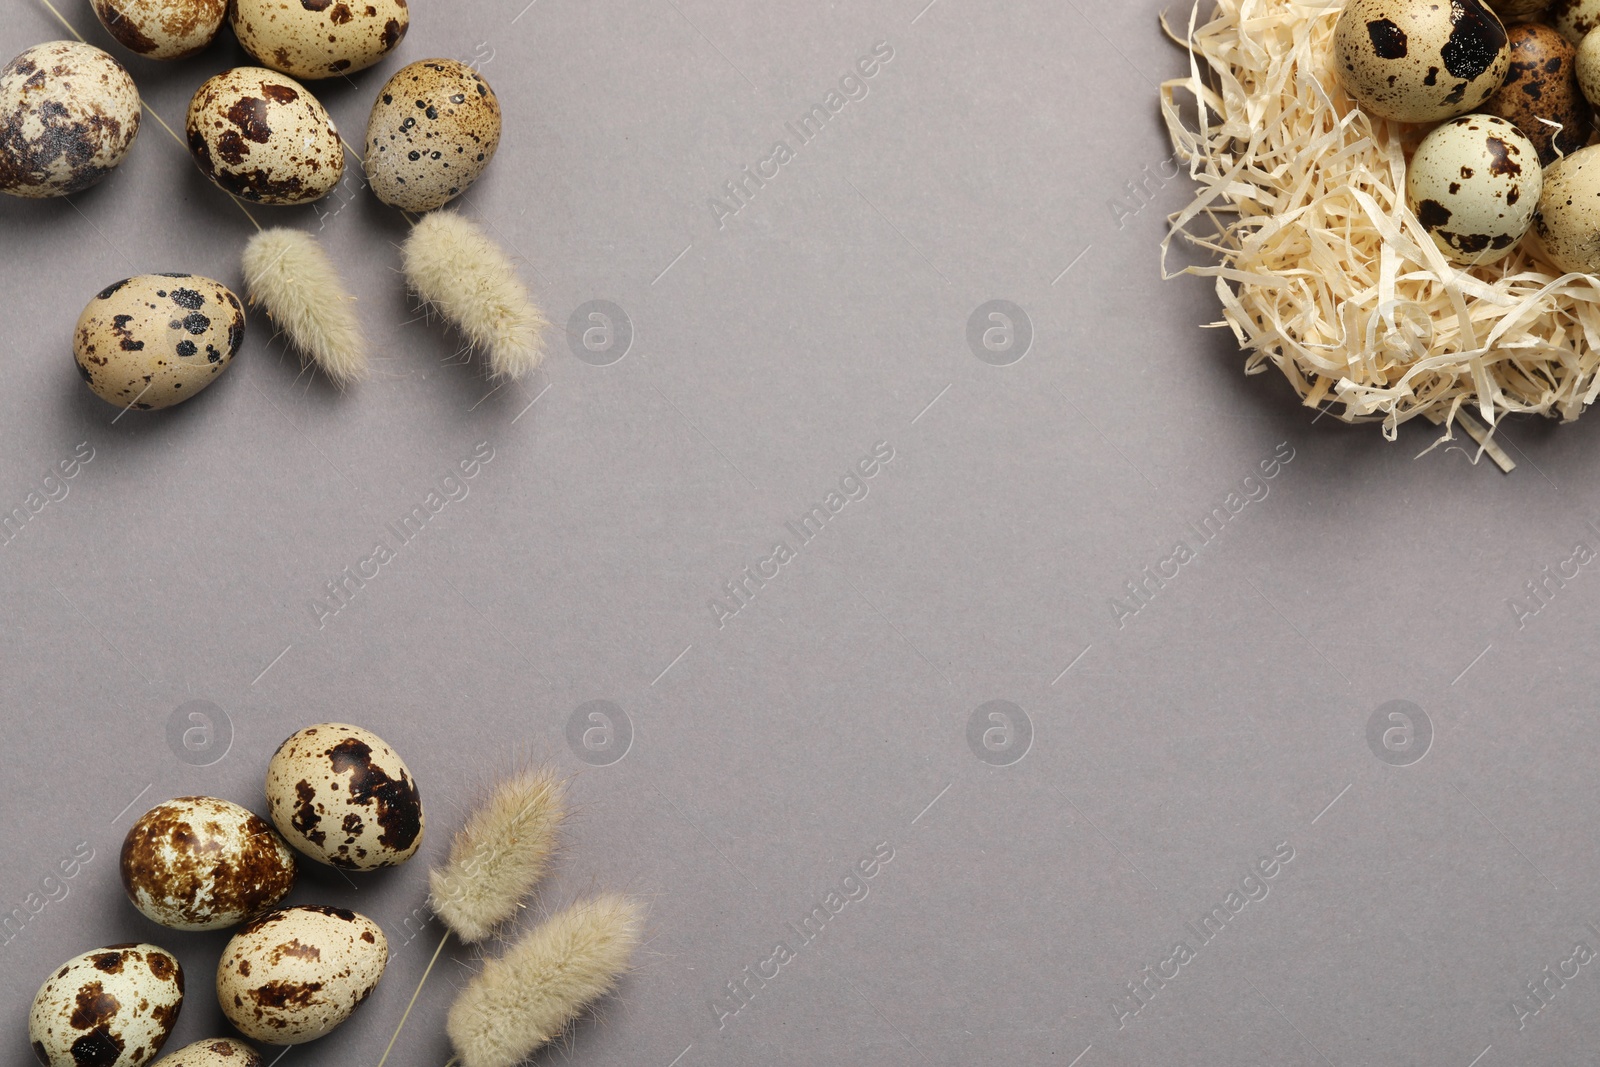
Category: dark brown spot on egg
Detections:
[
  {"x1": 1417, "y1": 198, "x2": 1454, "y2": 229},
  {"x1": 226, "y1": 97, "x2": 273, "y2": 143},
  {"x1": 292, "y1": 780, "x2": 325, "y2": 845},
  {"x1": 1441, "y1": 0, "x2": 1507, "y2": 81},
  {"x1": 68, "y1": 1028, "x2": 123, "y2": 1067},
  {"x1": 1485, "y1": 135, "x2": 1521, "y2": 176},
  {"x1": 327, "y1": 737, "x2": 423, "y2": 862},
  {"x1": 1366, "y1": 18, "x2": 1407, "y2": 59},
  {"x1": 251, "y1": 980, "x2": 323, "y2": 1010},
  {"x1": 262, "y1": 83, "x2": 299, "y2": 104},
  {"x1": 96, "y1": 2, "x2": 161, "y2": 54},
  {"x1": 70, "y1": 982, "x2": 120, "y2": 1031}
]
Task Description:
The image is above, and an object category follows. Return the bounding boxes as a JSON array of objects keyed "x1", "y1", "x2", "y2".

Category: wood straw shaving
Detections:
[{"x1": 1160, "y1": 0, "x2": 1600, "y2": 470}]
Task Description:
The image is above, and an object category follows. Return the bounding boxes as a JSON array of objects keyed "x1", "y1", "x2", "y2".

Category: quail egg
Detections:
[
  {"x1": 1483, "y1": 21, "x2": 1591, "y2": 163},
  {"x1": 230, "y1": 0, "x2": 409, "y2": 80},
  {"x1": 1407, "y1": 113, "x2": 1541, "y2": 264},
  {"x1": 1532, "y1": 143, "x2": 1600, "y2": 271},
  {"x1": 91, "y1": 0, "x2": 228, "y2": 60},
  {"x1": 0, "y1": 41, "x2": 140, "y2": 198},
  {"x1": 265, "y1": 723, "x2": 424, "y2": 870},
  {"x1": 30, "y1": 944, "x2": 184, "y2": 1067},
  {"x1": 364, "y1": 59, "x2": 502, "y2": 212},
  {"x1": 151, "y1": 1039, "x2": 261, "y2": 1067},
  {"x1": 216, "y1": 906, "x2": 388, "y2": 1044},
  {"x1": 74, "y1": 273, "x2": 245, "y2": 410},
  {"x1": 1334, "y1": 0, "x2": 1512, "y2": 124},
  {"x1": 121, "y1": 796, "x2": 297, "y2": 931},
  {"x1": 186, "y1": 67, "x2": 342, "y2": 205},
  {"x1": 1551, "y1": 0, "x2": 1600, "y2": 42},
  {"x1": 1488, "y1": 0, "x2": 1552, "y2": 18}
]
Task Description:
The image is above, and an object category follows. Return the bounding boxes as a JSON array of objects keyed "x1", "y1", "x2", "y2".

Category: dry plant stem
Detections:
[
  {"x1": 34, "y1": 0, "x2": 263, "y2": 232},
  {"x1": 1160, "y1": 0, "x2": 1600, "y2": 455},
  {"x1": 446, "y1": 894, "x2": 644, "y2": 1067},
  {"x1": 375, "y1": 928, "x2": 451, "y2": 1067},
  {"x1": 428, "y1": 768, "x2": 565, "y2": 943},
  {"x1": 401, "y1": 212, "x2": 548, "y2": 381},
  {"x1": 243, "y1": 229, "x2": 368, "y2": 384}
]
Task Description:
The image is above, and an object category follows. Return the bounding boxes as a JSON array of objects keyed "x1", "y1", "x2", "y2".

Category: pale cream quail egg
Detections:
[{"x1": 1407, "y1": 113, "x2": 1541, "y2": 265}]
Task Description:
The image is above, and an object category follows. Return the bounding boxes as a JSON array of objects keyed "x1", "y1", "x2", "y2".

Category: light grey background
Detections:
[{"x1": 3, "y1": 0, "x2": 1599, "y2": 1064}]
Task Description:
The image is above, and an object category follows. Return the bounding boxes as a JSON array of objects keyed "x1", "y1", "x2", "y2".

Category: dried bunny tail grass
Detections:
[
  {"x1": 447, "y1": 894, "x2": 645, "y2": 1067},
  {"x1": 429, "y1": 767, "x2": 567, "y2": 943},
  {"x1": 1159, "y1": 0, "x2": 1600, "y2": 460},
  {"x1": 242, "y1": 228, "x2": 367, "y2": 385},
  {"x1": 402, "y1": 211, "x2": 548, "y2": 381}
]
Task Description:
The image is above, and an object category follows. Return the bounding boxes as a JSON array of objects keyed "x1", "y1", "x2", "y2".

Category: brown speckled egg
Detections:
[
  {"x1": 1532, "y1": 144, "x2": 1600, "y2": 270},
  {"x1": 74, "y1": 274, "x2": 244, "y2": 410},
  {"x1": 30, "y1": 944, "x2": 184, "y2": 1067},
  {"x1": 216, "y1": 906, "x2": 388, "y2": 1044},
  {"x1": 1575, "y1": 24, "x2": 1600, "y2": 105},
  {"x1": 1483, "y1": 22, "x2": 1591, "y2": 163},
  {"x1": 264, "y1": 723, "x2": 424, "y2": 870},
  {"x1": 364, "y1": 59, "x2": 501, "y2": 212},
  {"x1": 186, "y1": 67, "x2": 342, "y2": 205},
  {"x1": 1333, "y1": 0, "x2": 1511, "y2": 124},
  {"x1": 1489, "y1": 0, "x2": 1552, "y2": 19},
  {"x1": 92, "y1": 0, "x2": 228, "y2": 60},
  {"x1": 121, "y1": 797, "x2": 297, "y2": 932},
  {"x1": 1551, "y1": 0, "x2": 1600, "y2": 42},
  {"x1": 1407, "y1": 114, "x2": 1541, "y2": 265},
  {"x1": 230, "y1": 0, "x2": 408, "y2": 80},
  {"x1": 151, "y1": 1039, "x2": 262, "y2": 1067},
  {"x1": 0, "y1": 41, "x2": 140, "y2": 199}
]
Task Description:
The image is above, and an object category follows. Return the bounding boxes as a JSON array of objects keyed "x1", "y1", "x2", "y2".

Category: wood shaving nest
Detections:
[{"x1": 1160, "y1": 0, "x2": 1600, "y2": 470}]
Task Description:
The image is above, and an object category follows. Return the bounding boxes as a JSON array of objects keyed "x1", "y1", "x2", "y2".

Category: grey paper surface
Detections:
[{"x1": 3, "y1": 0, "x2": 1599, "y2": 1064}]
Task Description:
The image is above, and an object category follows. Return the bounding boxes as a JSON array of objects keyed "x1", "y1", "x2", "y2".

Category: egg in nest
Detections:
[
  {"x1": 1406, "y1": 113, "x2": 1541, "y2": 265},
  {"x1": 265, "y1": 723, "x2": 424, "y2": 870},
  {"x1": 1334, "y1": 0, "x2": 1512, "y2": 124}
]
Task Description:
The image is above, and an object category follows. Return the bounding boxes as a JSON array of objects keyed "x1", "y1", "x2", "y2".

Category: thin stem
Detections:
[
  {"x1": 33, "y1": 0, "x2": 264, "y2": 231},
  {"x1": 377, "y1": 928, "x2": 451, "y2": 1067}
]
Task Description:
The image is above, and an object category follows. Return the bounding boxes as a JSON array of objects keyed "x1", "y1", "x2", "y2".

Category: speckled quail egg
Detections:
[
  {"x1": 1531, "y1": 143, "x2": 1600, "y2": 270},
  {"x1": 264, "y1": 723, "x2": 423, "y2": 870},
  {"x1": 0, "y1": 41, "x2": 140, "y2": 198},
  {"x1": 1551, "y1": 0, "x2": 1600, "y2": 42},
  {"x1": 230, "y1": 0, "x2": 409, "y2": 80},
  {"x1": 121, "y1": 796, "x2": 297, "y2": 932},
  {"x1": 1407, "y1": 114, "x2": 1541, "y2": 264},
  {"x1": 1334, "y1": 0, "x2": 1512, "y2": 124},
  {"x1": 1483, "y1": 22, "x2": 1591, "y2": 163},
  {"x1": 1488, "y1": 0, "x2": 1552, "y2": 18},
  {"x1": 186, "y1": 67, "x2": 342, "y2": 205},
  {"x1": 1574, "y1": 24, "x2": 1600, "y2": 104},
  {"x1": 364, "y1": 59, "x2": 502, "y2": 212},
  {"x1": 92, "y1": 0, "x2": 228, "y2": 60},
  {"x1": 74, "y1": 274, "x2": 245, "y2": 410},
  {"x1": 30, "y1": 944, "x2": 184, "y2": 1067},
  {"x1": 151, "y1": 1039, "x2": 261, "y2": 1067},
  {"x1": 216, "y1": 906, "x2": 388, "y2": 1044}
]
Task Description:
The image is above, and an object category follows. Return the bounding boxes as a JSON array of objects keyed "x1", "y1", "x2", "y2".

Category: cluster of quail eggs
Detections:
[
  {"x1": 1334, "y1": 0, "x2": 1600, "y2": 273},
  {"x1": 28, "y1": 723, "x2": 424, "y2": 1066},
  {"x1": 0, "y1": 0, "x2": 504, "y2": 410}
]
